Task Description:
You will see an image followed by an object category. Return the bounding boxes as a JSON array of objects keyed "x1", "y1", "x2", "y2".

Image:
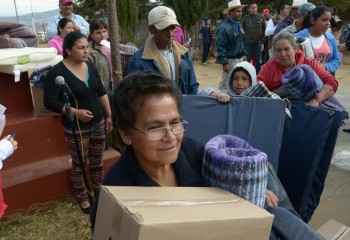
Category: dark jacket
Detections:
[
  {"x1": 90, "y1": 137, "x2": 204, "y2": 230},
  {"x1": 216, "y1": 18, "x2": 246, "y2": 65},
  {"x1": 274, "y1": 15, "x2": 294, "y2": 35},
  {"x1": 241, "y1": 14, "x2": 266, "y2": 43},
  {"x1": 127, "y1": 36, "x2": 199, "y2": 95},
  {"x1": 200, "y1": 25, "x2": 212, "y2": 44}
]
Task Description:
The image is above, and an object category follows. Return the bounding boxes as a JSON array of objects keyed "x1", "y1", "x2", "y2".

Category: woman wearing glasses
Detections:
[
  {"x1": 90, "y1": 71, "x2": 204, "y2": 229},
  {"x1": 90, "y1": 71, "x2": 323, "y2": 239}
]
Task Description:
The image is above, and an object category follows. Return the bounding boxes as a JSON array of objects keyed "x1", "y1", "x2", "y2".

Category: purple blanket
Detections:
[{"x1": 279, "y1": 64, "x2": 347, "y2": 113}]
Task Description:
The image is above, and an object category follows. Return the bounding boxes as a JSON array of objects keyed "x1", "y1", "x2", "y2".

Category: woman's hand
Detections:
[
  {"x1": 105, "y1": 116, "x2": 113, "y2": 133},
  {"x1": 265, "y1": 189, "x2": 279, "y2": 207},
  {"x1": 76, "y1": 109, "x2": 94, "y2": 123},
  {"x1": 306, "y1": 97, "x2": 320, "y2": 107}
]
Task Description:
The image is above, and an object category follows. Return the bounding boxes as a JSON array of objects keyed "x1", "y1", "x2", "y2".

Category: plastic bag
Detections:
[{"x1": 331, "y1": 150, "x2": 350, "y2": 171}]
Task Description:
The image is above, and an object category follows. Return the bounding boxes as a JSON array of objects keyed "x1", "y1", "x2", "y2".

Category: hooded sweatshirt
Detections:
[{"x1": 198, "y1": 61, "x2": 256, "y2": 96}]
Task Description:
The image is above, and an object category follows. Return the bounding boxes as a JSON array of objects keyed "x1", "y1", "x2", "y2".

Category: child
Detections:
[
  {"x1": 198, "y1": 61, "x2": 291, "y2": 119},
  {"x1": 199, "y1": 61, "x2": 257, "y2": 102},
  {"x1": 88, "y1": 19, "x2": 113, "y2": 92}
]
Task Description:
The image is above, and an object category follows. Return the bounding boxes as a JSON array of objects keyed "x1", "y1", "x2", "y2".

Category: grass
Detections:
[{"x1": 0, "y1": 196, "x2": 92, "y2": 240}]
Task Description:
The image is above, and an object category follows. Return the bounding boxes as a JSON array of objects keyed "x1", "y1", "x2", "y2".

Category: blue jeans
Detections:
[
  {"x1": 266, "y1": 164, "x2": 324, "y2": 239},
  {"x1": 202, "y1": 43, "x2": 211, "y2": 63},
  {"x1": 267, "y1": 207, "x2": 324, "y2": 240},
  {"x1": 245, "y1": 42, "x2": 262, "y2": 73}
]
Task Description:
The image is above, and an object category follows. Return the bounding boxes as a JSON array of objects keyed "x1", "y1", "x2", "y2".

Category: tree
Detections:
[
  {"x1": 164, "y1": 0, "x2": 208, "y2": 31},
  {"x1": 116, "y1": 0, "x2": 138, "y2": 42}
]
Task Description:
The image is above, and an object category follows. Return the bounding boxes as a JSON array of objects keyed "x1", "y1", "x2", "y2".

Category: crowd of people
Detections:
[{"x1": 2, "y1": 0, "x2": 349, "y2": 239}]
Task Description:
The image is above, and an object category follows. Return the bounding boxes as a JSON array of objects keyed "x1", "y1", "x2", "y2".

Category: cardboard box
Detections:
[
  {"x1": 93, "y1": 186, "x2": 274, "y2": 240},
  {"x1": 30, "y1": 84, "x2": 59, "y2": 117},
  {"x1": 317, "y1": 219, "x2": 350, "y2": 240}
]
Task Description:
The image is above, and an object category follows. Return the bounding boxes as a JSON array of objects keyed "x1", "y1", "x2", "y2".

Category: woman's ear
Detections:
[
  {"x1": 119, "y1": 128, "x2": 132, "y2": 146},
  {"x1": 310, "y1": 17, "x2": 316, "y2": 25}
]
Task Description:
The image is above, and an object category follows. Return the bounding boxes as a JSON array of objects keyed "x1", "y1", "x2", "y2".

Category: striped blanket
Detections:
[
  {"x1": 203, "y1": 135, "x2": 268, "y2": 207},
  {"x1": 242, "y1": 81, "x2": 292, "y2": 120},
  {"x1": 0, "y1": 21, "x2": 38, "y2": 48},
  {"x1": 277, "y1": 64, "x2": 347, "y2": 113}
]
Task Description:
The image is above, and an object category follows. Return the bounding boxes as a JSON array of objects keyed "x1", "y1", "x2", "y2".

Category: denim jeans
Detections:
[
  {"x1": 202, "y1": 43, "x2": 211, "y2": 63},
  {"x1": 267, "y1": 206, "x2": 324, "y2": 240},
  {"x1": 266, "y1": 163, "x2": 324, "y2": 240},
  {"x1": 245, "y1": 42, "x2": 262, "y2": 73}
]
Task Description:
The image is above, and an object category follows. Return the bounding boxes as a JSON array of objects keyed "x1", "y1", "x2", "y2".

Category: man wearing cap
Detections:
[
  {"x1": 241, "y1": 2, "x2": 266, "y2": 73},
  {"x1": 47, "y1": 0, "x2": 89, "y2": 40},
  {"x1": 274, "y1": 0, "x2": 307, "y2": 35},
  {"x1": 280, "y1": 2, "x2": 316, "y2": 34},
  {"x1": 127, "y1": 6, "x2": 199, "y2": 95},
  {"x1": 216, "y1": 0, "x2": 247, "y2": 89}
]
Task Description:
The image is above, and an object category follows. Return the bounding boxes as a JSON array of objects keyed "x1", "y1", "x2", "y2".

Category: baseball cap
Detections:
[
  {"x1": 148, "y1": 6, "x2": 180, "y2": 30},
  {"x1": 262, "y1": 9, "x2": 270, "y2": 15},
  {"x1": 298, "y1": 2, "x2": 316, "y2": 14},
  {"x1": 59, "y1": 0, "x2": 73, "y2": 5}
]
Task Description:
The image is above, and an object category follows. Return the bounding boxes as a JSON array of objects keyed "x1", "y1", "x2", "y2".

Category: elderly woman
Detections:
[
  {"x1": 90, "y1": 71, "x2": 323, "y2": 239},
  {"x1": 257, "y1": 31, "x2": 338, "y2": 107}
]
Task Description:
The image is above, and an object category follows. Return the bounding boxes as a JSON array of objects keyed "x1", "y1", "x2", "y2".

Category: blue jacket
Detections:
[
  {"x1": 216, "y1": 17, "x2": 246, "y2": 65},
  {"x1": 127, "y1": 36, "x2": 199, "y2": 95},
  {"x1": 294, "y1": 29, "x2": 341, "y2": 74},
  {"x1": 200, "y1": 25, "x2": 212, "y2": 44}
]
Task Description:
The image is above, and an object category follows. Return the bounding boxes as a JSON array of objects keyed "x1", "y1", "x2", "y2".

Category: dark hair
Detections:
[
  {"x1": 111, "y1": 71, "x2": 182, "y2": 130},
  {"x1": 249, "y1": 2, "x2": 257, "y2": 7},
  {"x1": 57, "y1": 18, "x2": 73, "y2": 36},
  {"x1": 89, "y1": 18, "x2": 108, "y2": 34},
  {"x1": 62, "y1": 31, "x2": 87, "y2": 59},
  {"x1": 303, "y1": 6, "x2": 331, "y2": 29},
  {"x1": 278, "y1": 3, "x2": 289, "y2": 15}
]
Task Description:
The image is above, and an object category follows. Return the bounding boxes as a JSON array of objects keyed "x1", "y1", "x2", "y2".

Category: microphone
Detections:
[{"x1": 55, "y1": 76, "x2": 76, "y2": 99}]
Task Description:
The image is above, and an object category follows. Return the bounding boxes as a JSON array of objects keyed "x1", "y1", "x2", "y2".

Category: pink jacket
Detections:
[
  {"x1": 47, "y1": 35, "x2": 63, "y2": 55},
  {"x1": 174, "y1": 26, "x2": 185, "y2": 45}
]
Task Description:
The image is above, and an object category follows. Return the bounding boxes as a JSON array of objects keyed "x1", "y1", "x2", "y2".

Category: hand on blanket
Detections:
[
  {"x1": 306, "y1": 97, "x2": 320, "y2": 107},
  {"x1": 265, "y1": 189, "x2": 279, "y2": 207},
  {"x1": 209, "y1": 91, "x2": 231, "y2": 103}
]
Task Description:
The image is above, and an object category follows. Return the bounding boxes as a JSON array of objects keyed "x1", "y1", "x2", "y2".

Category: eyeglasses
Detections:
[{"x1": 131, "y1": 120, "x2": 188, "y2": 141}]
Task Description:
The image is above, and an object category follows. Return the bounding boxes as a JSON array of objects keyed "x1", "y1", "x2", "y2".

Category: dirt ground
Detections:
[{"x1": 193, "y1": 57, "x2": 350, "y2": 229}]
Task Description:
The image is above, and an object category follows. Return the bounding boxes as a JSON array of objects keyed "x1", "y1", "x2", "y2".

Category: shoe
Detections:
[
  {"x1": 79, "y1": 201, "x2": 91, "y2": 214},
  {"x1": 343, "y1": 128, "x2": 350, "y2": 133}
]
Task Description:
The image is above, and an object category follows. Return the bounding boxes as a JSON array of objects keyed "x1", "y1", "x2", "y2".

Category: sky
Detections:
[{"x1": 0, "y1": 0, "x2": 58, "y2": 17}]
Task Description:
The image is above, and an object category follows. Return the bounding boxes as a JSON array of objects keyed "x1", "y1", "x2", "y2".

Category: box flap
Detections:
[{"x1": 317, "y1": 219, "x2": 350, "y2": 240}]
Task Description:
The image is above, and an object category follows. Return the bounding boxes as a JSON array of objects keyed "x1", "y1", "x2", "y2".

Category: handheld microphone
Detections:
[{"x1": 55, "y1": 76, "x2": 76, "y2": 99}]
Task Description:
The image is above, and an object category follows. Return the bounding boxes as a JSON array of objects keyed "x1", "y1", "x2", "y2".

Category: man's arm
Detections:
[
  {"x1": 47, "y1": 16, "x2": 59, "y2": 40},
  {"x1": 74, "y1": 15, "x2": 90, "y2": 36}
]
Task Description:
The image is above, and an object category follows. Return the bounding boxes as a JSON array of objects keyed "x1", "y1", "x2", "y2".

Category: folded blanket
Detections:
[
  {"x1": 242, "y1": 81, "x2": 292, "y2": 120},
  {"x1": 278, "y1": 64, "x2": 347, "y2": 113},
  {"x1": 0, "y1": 21, "x2": 38, "y2": 48},
  {"x1": 203, "y1": 135, "x2": 268, "y2": 207}
]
